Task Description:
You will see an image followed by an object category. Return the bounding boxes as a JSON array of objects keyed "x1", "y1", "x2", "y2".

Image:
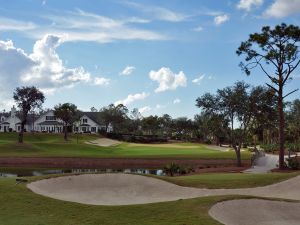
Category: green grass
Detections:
[
  {"x1": 156, "y1": 172, "x2": 300, "y2": 189},
  {"x1": 0, "y1": 133, "x2": 251, "y2": 159},
  {"x1": 0, "y1": 176, "x2": 257, "y2": 225}
]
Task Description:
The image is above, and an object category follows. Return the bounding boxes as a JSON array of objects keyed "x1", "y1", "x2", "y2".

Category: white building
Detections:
[
  {"x1": 74, "y1": 112, "x2": 111, "y2": 133},
  {"x1": 0, "y1": 106, "x2": 34, "y2": 132},
  {"x1": 34, "y1": 110, "x2": 63, "y2": 133},
  {"x1": 0, "y1": 108, "x2": 112, "y2": 134}
]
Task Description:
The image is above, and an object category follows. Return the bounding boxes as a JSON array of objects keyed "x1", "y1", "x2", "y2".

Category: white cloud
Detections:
[
  {"x1": 173, "y1": 98, "x2": 181, "y2": 104},
  {"x1": 120, "y1": 66, "x2": 136, "y2": 76},
  {"x1": 94, "y1": 77, "x2": 110, "y2": 86},
  {"x1": 193, "y1": 26, "x2": 204, "y2": 32},
  {"x1": 115, "y1": 92, "x2": 149, "y2": 106},
  {"x1": 0, "y1": 17, "x2": 36, "y2": 31},
  {"x1": 0, "y1": 9, "x2": 168, "y2": 43},
  {"x1": 138, "y1": 106, "x2": 151, "y2": 115},
  {"x1": 124, "y1": 2, "x2": 189, "y2": 22},
  {"x1": 155, "y1": 104, "x2": 164, "y2": 109},
  {"x1": 237, "y1": 0, "x2": 264, "y2": 11},
  {"x1": 263, "y1": 0, "x2": 300, "y2": 18},
  {"x1": 192, "y1": 74, "x2": 205, "y2": 85},
  {"x1": 149, "y1": 67, "x2": 187, "y2": 92},
  {"x1": 0, "y1": 34, "x2": 101, "y2": 108},
  {"x1": 214, "y1": 14, "x2": 229, "y2": 25}
]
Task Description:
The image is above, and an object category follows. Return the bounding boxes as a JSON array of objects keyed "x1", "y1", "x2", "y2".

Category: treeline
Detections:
[{"x1": 86, "y1": 83, "x2": 300, "y2": 149}]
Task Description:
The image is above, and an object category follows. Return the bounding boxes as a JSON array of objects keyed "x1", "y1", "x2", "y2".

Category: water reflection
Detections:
[{"x1": 0, "y1": 168, "x2": 164, "y2": 178}]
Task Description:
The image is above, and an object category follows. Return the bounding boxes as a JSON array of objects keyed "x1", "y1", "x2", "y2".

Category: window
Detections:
[
  {"x1": 82, "y1": 119, "x2": 88, "y2": 123},
  {"x1": 91, "y1": 127, "x2": 96, "y2": 132},
  {"x1": 46, "y1": 116, "x2": 56, "y2": 121}
]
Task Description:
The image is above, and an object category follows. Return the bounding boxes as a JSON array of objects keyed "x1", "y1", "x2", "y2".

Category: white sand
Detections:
[
  {"x1": 85, "y1": 138, "x2": 121, "y2": 147},
  {"x1": 209, "y1": 199, "x2": 300, "y2": 225},
  {"x1": 27, "y1": 173, "x2": 300, "y2": 206}
]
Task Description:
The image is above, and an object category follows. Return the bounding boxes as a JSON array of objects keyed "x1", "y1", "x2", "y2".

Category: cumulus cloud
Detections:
[
  {"x1": 263, "y1": 0, "x2": 300, "y2": 18},
  {"x1": 214, "y1": 14, "x2": 229, "y2": 25},
  {"x1": 149, "y1": 67, "x2": 187, "y2": 93},
  {"x1": 120, "y1": 66, "x2": 136, "y2": 76},
  {"x1": 115, "y1": 92, "x2": 149, "y2": 106},
  {"x1": 94, "y1": 77, "x2": 110, "y2": 86},
  {"x1": 0, "y1": 34, "x2": 101, "y2": 108},
  {"x1": 139, "y1": 106, "x2": 151, "y2": 115},
  {"x1": 173, "y1": 98, "x2": 181, "y2": 104},
  {"x1": 237, "y1": 0, "x2": 264, "y2": 11},
  {"x1": 192, "y1": 74, "x2": 205, "y2": 85}
]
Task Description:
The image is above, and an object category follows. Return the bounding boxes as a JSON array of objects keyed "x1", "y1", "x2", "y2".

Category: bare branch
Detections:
[
  {"x1": 283, "y1": 89, "x2": 299, "y2": 99},
  {"x1": 265, "y1": 83, "x2": 279, "y2": 93}
]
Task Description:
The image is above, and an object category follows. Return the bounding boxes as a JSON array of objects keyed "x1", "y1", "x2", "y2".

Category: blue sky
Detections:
[{"x1": 0, "y1": 0, "x2": 299, "y2": 118}]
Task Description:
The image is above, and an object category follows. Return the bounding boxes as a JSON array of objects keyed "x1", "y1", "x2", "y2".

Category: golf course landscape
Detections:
[
  {"x1": 1, "y1": 1, "x2": 300, "y2": 223},
  {"x1": 1, "y1": 133, "x2": 300, "y2": 225}
]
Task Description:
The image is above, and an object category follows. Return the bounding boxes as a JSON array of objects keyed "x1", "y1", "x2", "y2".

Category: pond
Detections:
[{"x1": 0, "y1": 168, "x2": 165, "y2": 178}]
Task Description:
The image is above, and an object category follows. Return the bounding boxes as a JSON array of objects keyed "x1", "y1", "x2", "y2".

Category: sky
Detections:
[{"x1": 0, "y1": 0, "x2": 300, "y2": 118}]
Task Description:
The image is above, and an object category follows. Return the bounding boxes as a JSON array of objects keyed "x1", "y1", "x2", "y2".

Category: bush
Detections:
[
  {"x1": 163, "y1": 162, "x2": 180, "y2": 176},
  {"x1": 286, "y1": 156, "x2": 300, "y2": 170},
  {"x1": 163, "y1": 163, "x2": 194, "y2": 176},
  {"x1": 260, "y1": 143, "x2": 278, "y2": 153},
  {"x1": 286, "y1": 142, "x2": 300, "y2": 152}
]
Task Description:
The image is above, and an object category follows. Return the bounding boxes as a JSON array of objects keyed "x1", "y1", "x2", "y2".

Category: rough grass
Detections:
[
  {"x1": 0, "y1": 133, "x2": 251, "y2": 159},
  {"x1": 156, "y1": 172, "x2": 300, "y2": 189},
  {"x1": 0, "y1": 176, "x2": 248, "y2": 225}
]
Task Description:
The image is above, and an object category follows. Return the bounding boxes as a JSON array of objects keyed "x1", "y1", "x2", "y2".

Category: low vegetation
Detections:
[{"x1": 157, "y1": 172, "x2": 300, "y2": 189}]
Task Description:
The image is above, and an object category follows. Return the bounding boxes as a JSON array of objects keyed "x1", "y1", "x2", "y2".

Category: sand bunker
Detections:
[
  {"x1": 86, "y1": 138, "x2": 121, "y2": 147},
  {"x1": 209, "y1": 199, "x2": 300, "y2": 225},
  {"x1": 27, "y1": 173, "x2": 300, "y2": 206}
]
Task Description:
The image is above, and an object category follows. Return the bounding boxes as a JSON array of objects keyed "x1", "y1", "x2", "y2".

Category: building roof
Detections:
[{"x1": 82, "y1": 112, "x2": 104, "y2": 125}]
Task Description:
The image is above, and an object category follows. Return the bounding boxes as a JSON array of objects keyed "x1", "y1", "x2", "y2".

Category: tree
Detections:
[
  {"x1": 90, "y1": 107, "x2": 98, "y2": 112},
  {"x1": 13, "y1": 86, "x2": 45, "y2": 143},
  {"x1": 54, "y1": 103, "x2": 79, "y2": 141},
  {"x1": 141, "y1": 115, "x2": 160, "y2": 135},
  {"x1": 237, "y1": 23, "x2": 300, "y2": 169},
  {"x1": 99, "y1": 104, "x2": 128, "y2": 133},
  {"x1": 286, "y1": 99, "x2": 300, "y2": 142}
]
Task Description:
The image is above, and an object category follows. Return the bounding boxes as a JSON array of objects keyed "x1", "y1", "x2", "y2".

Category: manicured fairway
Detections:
[
  {"x1": 0, "y1": 176, "x2": 253, "y2": 225},
  {"x1": 0, "y1": 133, "x2": 251, "y2": 159},
  {"x1": 155, "y1": 172, "x2": 300, "y2": 189}
]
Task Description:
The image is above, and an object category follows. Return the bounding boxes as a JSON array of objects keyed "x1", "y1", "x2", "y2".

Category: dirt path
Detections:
[
  {"x1": 27, "y1": 173, "x2": 300, "y2": 206},
  {"x1": 244, "y1": 154, "x2": 279, "y2": 173}
]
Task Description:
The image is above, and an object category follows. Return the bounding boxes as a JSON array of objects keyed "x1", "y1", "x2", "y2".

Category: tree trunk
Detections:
[
  {"x1": 233, "y1": 143, "x2": 242, "y2": 167},
  {"x1": 18, "y1": 122, "x2": 25, "y2": 144},
  {"x1": 278, "y1": 87, "x2": 285, "y2": 169},
  {"x1": 230, "y1": 114, "x2": 234, "y2": 147},
  {"x1": 64, "y1": 125, "x2": 68, "y2": 141}
]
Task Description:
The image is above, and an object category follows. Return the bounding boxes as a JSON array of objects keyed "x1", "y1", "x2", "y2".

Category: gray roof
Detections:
[{"x1": 82, "y1": 112, "x2": 104, "y2": 125}]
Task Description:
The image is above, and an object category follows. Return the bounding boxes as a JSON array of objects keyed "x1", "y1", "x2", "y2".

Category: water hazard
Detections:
[{"x1": 0, "y1": 168, "x2": 164, "y2": 178}]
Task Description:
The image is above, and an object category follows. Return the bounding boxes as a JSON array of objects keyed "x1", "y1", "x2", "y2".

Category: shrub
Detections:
[
  {"x1": 163, "y1": 162, "x2": 180, "y2": 176},
  {"x1": 286, "y1": 142, "x2": 300, "y2": 153},
  {"x1": 286, "y1": 156, "x2": 300, "y2": 170},
  {"x1": 260, "y1": 143, "x2": 278, "y2": 153},
  {"x1": 163, "y1": 163, "x2": 194, "y2": 176}
]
